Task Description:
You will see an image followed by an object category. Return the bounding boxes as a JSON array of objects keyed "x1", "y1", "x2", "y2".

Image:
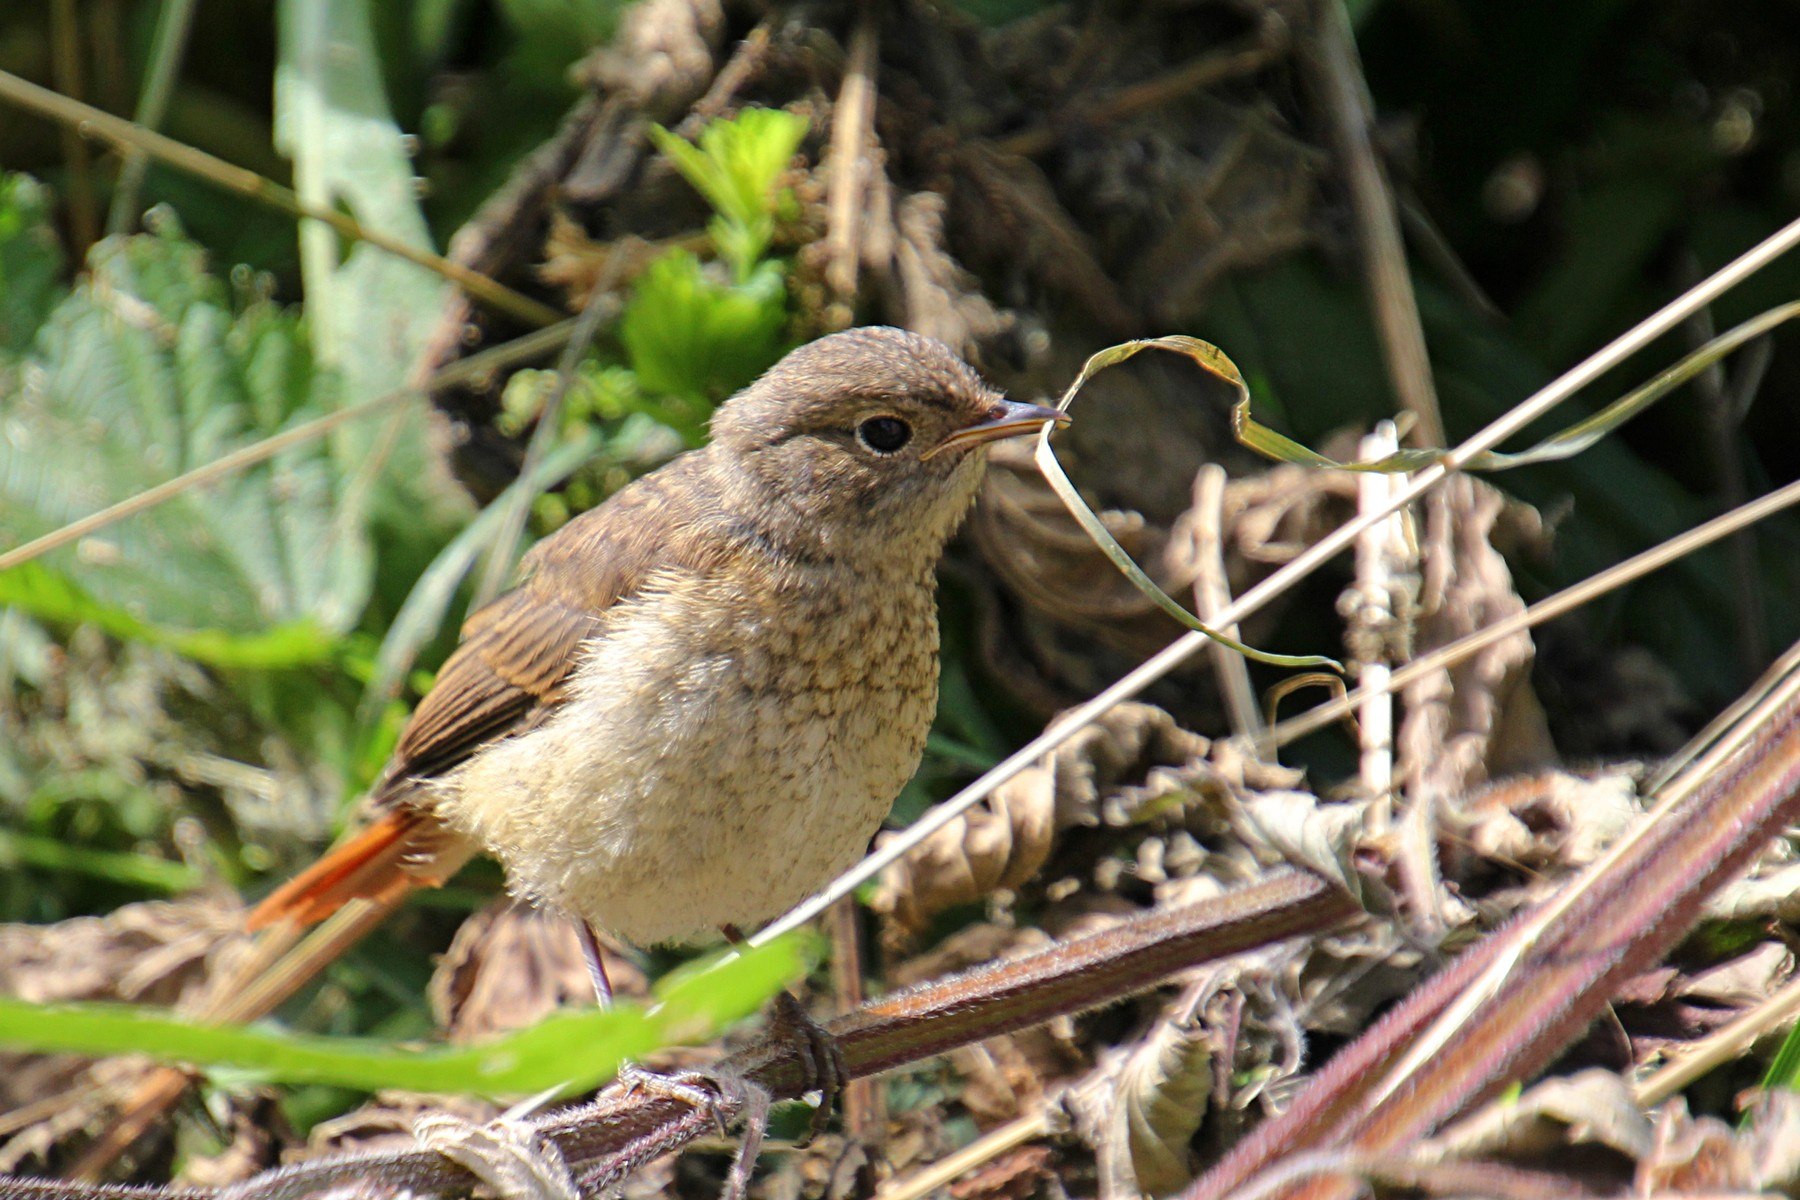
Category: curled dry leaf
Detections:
[
  {"x1": 428, "y1": 899, "x2": 644, "y2": 1044},
  {"x1": 1427, "y1": 1068, "x2": 1654, "y2": 1162},
  {"x1": 1636, "y1": 1093, "x2": 1800, "y2": 1195},
  {"x1": 1450, "y1": 769, "x2": 1644, "y2": 885},
  {"x1": 1096, "y1": 1012, "x2": 1213, "y2": 1199},
  {"x1": 1399, "y1": 476, "x2": 1556, "y2": 811},
  {"x1": 872, "y1": 704, "x2": 1210, "y2": 937}
]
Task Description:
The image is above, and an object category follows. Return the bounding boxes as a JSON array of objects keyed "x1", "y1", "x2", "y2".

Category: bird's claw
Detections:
[{"x1": 767, "y1": 991, "x2": 847, "y2": 1146}]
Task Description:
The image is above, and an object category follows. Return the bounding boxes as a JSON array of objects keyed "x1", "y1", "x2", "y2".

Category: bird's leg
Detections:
[
  {"x1": 718, "y1": 924, "x2": 846, "y2": 1145},
  {"x1": 576, "y1": 918, "x2": 614, "y2": 1008}
]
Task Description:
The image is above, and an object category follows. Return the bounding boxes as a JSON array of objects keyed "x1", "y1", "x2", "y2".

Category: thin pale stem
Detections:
[{"x1": 0, "y1": 68, "x2": 562, "y2": 328}]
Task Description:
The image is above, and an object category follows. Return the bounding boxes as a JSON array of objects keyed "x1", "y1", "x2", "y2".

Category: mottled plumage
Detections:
[{"x1": 253, "y1": 327, "x2": 1064, "y2": 945}]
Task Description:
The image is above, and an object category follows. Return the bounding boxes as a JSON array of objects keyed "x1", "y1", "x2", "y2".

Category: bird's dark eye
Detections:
[{"x1": 856, "y1": 415, "x2": 912, "y2": 454}]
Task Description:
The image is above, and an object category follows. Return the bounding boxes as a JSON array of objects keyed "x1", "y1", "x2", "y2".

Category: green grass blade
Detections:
[{"x1": 0, "y1": 933, "x2": 810, "y2": 1098}]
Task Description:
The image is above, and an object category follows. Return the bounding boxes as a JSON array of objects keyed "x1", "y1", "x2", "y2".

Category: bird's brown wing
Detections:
[{"x1": 379, "y1": 455, "x2": 719, "y2": 796}]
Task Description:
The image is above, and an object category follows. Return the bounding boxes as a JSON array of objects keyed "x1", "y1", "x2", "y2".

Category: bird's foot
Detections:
[
  {"x1": 767, "y1": 990, "x2": 847, "y2": 1146},
  {"x1": 616, "y1": 1064, "x2": 771, "y2": 1200}
]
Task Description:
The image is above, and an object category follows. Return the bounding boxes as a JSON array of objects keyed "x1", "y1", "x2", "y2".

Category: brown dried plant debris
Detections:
[
  {"x1": 428, "y1": 899, "x2": 645, "y2": 1044},
  {"x1": 871, "y1": 703, "x2": 1214, "y2": 938},
  {"x1": 0, "y1": 895, "x2": 259, "y2": 1172},
  {"x1": 1398, "y1": 476, "x2": 1556, "y2": 813}
]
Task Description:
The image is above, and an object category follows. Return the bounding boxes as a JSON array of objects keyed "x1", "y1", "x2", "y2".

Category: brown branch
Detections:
[
  {"x1": 1186, "y1": 668, "x2": 1800, "y2": 1200},
  {"x1": 4, "y1": 870, "x2": 1356, "y2": 1200}
]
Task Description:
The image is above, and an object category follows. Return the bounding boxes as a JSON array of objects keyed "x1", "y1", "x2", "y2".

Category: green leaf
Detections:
[
  {"x1": 1228, "y1": 302, "x2": 1800, "y2": 475},
  {"x1": 0, "y1": 562, "x2": 335, "y2": 668},
  {"x1": 275, "y1": 0, "x2": 468, "y2": 543},
  {"x1": 0, "y1": 934, "x2": 812, "y2": 1098},
  {"x1": 0, "y1": 217, "x2": 376, "y2": 647},
  {"x1": 1034, "y1": 337, "x2": 1343, "y2": 672},
  {"x1": 649, "y1": 109, "x2": 808, "y2": 277},
  {"x1": 620, "y1": 252, "x2": 790, "y2": 422},
  {"x1": 0, "y1": 173, "x2": 64, "y2": 353}
]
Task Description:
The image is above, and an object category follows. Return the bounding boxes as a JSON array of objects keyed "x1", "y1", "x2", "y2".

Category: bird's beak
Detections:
[{"x1": 924, "y1": 400, "x2": 1071, "y2": 459}]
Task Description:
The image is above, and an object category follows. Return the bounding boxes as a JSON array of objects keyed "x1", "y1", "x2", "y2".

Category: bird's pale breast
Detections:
[{"x1": 432, "y1": 556, "x2": 939, "y2": 944}]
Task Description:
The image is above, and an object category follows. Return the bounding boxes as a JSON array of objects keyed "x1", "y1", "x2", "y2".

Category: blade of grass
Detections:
[{"x1": 0, "y1": 935, "x2": 809, "y2": 1099}]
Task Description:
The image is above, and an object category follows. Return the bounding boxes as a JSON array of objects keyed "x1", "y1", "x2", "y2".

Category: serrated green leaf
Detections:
[
  {"x1": 620, "y1": 251, "x2": 790, "y2": 424},
  {"x1": 649, "y1": 109, "x2": 808, "y2": 278},
  {"x1": 0, "y1": 219, "x2": 376, "y2": 648}
]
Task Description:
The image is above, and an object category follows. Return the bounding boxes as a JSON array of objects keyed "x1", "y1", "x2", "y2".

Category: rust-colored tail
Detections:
[
  {"x1": 246, "y1": 808, "x2": 433, "y2": 930},
  {"x1": 70, "y1": 810, "x2": 472, "y2": 1179}
]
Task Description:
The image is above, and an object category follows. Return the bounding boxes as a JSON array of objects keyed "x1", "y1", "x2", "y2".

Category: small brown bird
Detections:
[
  {"x1": 251, "y1": 325, "x2": 1066, "y2": 994},
  {"x1": 71, "y1": 328, "x2": 1068, "y2": 1177}
]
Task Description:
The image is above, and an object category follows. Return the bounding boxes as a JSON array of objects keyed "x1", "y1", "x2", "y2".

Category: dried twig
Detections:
[
  {"x1": 1300, "y1": 0, "x2": 1444, "y2": 448},
  {"x1": 824, "y1": 12, "x2": 880, "y2": 314}
]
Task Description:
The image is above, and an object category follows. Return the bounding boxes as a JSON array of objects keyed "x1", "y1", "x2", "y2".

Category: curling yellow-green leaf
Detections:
[{"x1": 1033, "y1": 336, "x2": 1343, "y2": 673}]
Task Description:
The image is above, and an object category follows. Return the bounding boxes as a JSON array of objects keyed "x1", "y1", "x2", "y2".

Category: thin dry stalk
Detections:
[
  {"x1": 1190, "y1": 464, "x2": 1263, "y2": 743},
  {"x1": 0, "y1": 68, "x2": 562, "y2": 328},
  {"x1": 1301, "y1": 0, "x2": 1444, "y2": 448},
  {"x1": 1348, "y1": 422, "x2": 1406, "y2": 828},
  {"x1": 824, "y1": 13, "x2": 879, "y2": 311},
  {"x1": 1632, "y1": 974, "x2": 1800, "y2": 1106},
  {"x1": 873, "y1": 1109, "x2": 1056, "y2": 1200},
  {"x1": 0, "y1": 321, "x2": 576, "y2": 574}
]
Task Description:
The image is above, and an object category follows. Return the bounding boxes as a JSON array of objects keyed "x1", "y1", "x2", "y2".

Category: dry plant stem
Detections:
[
  {"x1": 1269, "y1": 473, "x2": 1800, "y2": 748},
  {"x1": 1302, "y1": 0, "x2": 1445, "y2": 448},
  {"x1": 1632, "y1": 973, "x2": 1800, "y2": 1105},
  {"x1": 994, "y1": 20, "x2": 1287, "y2": 158},
  {"x1": 824, "y1": 13, "x2": 879, "y2": 306},
  {"x1": 1185, "y1": 667, "x2": 1800, "y2": 1200},
  {"x1": 1350, "y1": 423, "x2": 1402, "y2": 826},
  {"x1": 755, "y1": 213, "x2": 1800, "y2": 949},
  {"x1": 49, "y1": 0, "x2": 99, "y2": 253},
  {"x1": 0, "y1": 68, "x2": 562, "y2": 329},
  {"x1": 106, "y1": 0, "x2": 200, "y2": 234},
  {"x1": 873, "y1": 1109, "x2": 1055, "y2": 1200},
  {"x1": 0, "y1": 871, "x2": 1354, "y2": 1200},
  {"x1": 1191, "y1": 465, "x2": 1263, "y2": 743},
  {"x1": 0, "y1": 320, "x2": 576, "y2": 573},
  {"x1": 827, "y1": 896, "x2": 885, "y2": 1149}
]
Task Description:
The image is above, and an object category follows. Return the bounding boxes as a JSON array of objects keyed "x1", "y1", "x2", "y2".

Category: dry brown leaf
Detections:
[
  {"x1": 428, "y1": 900, "x2": 644, "y2": 1044},
  {"x1": 948, "y1": 1144, "x2": 1056, "y2": 1200},
  {"x1": 1399, "y1": 477, "x2": 1555, "y2": 810},
  {"x1": 1427, "y1": 1068, "x2": 1654, "y2": 1162},
  {"x1": 1115, "y1": 1015, "x2": 1212, "y2": 1196},
  {"x1": 872, "y1": 704, "x2": 1211, "y2": 936}
]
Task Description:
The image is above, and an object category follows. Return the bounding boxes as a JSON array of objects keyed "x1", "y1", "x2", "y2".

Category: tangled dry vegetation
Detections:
[{"x1": 5, "y1": 1, "x2": 1800, "y2": 1199}]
